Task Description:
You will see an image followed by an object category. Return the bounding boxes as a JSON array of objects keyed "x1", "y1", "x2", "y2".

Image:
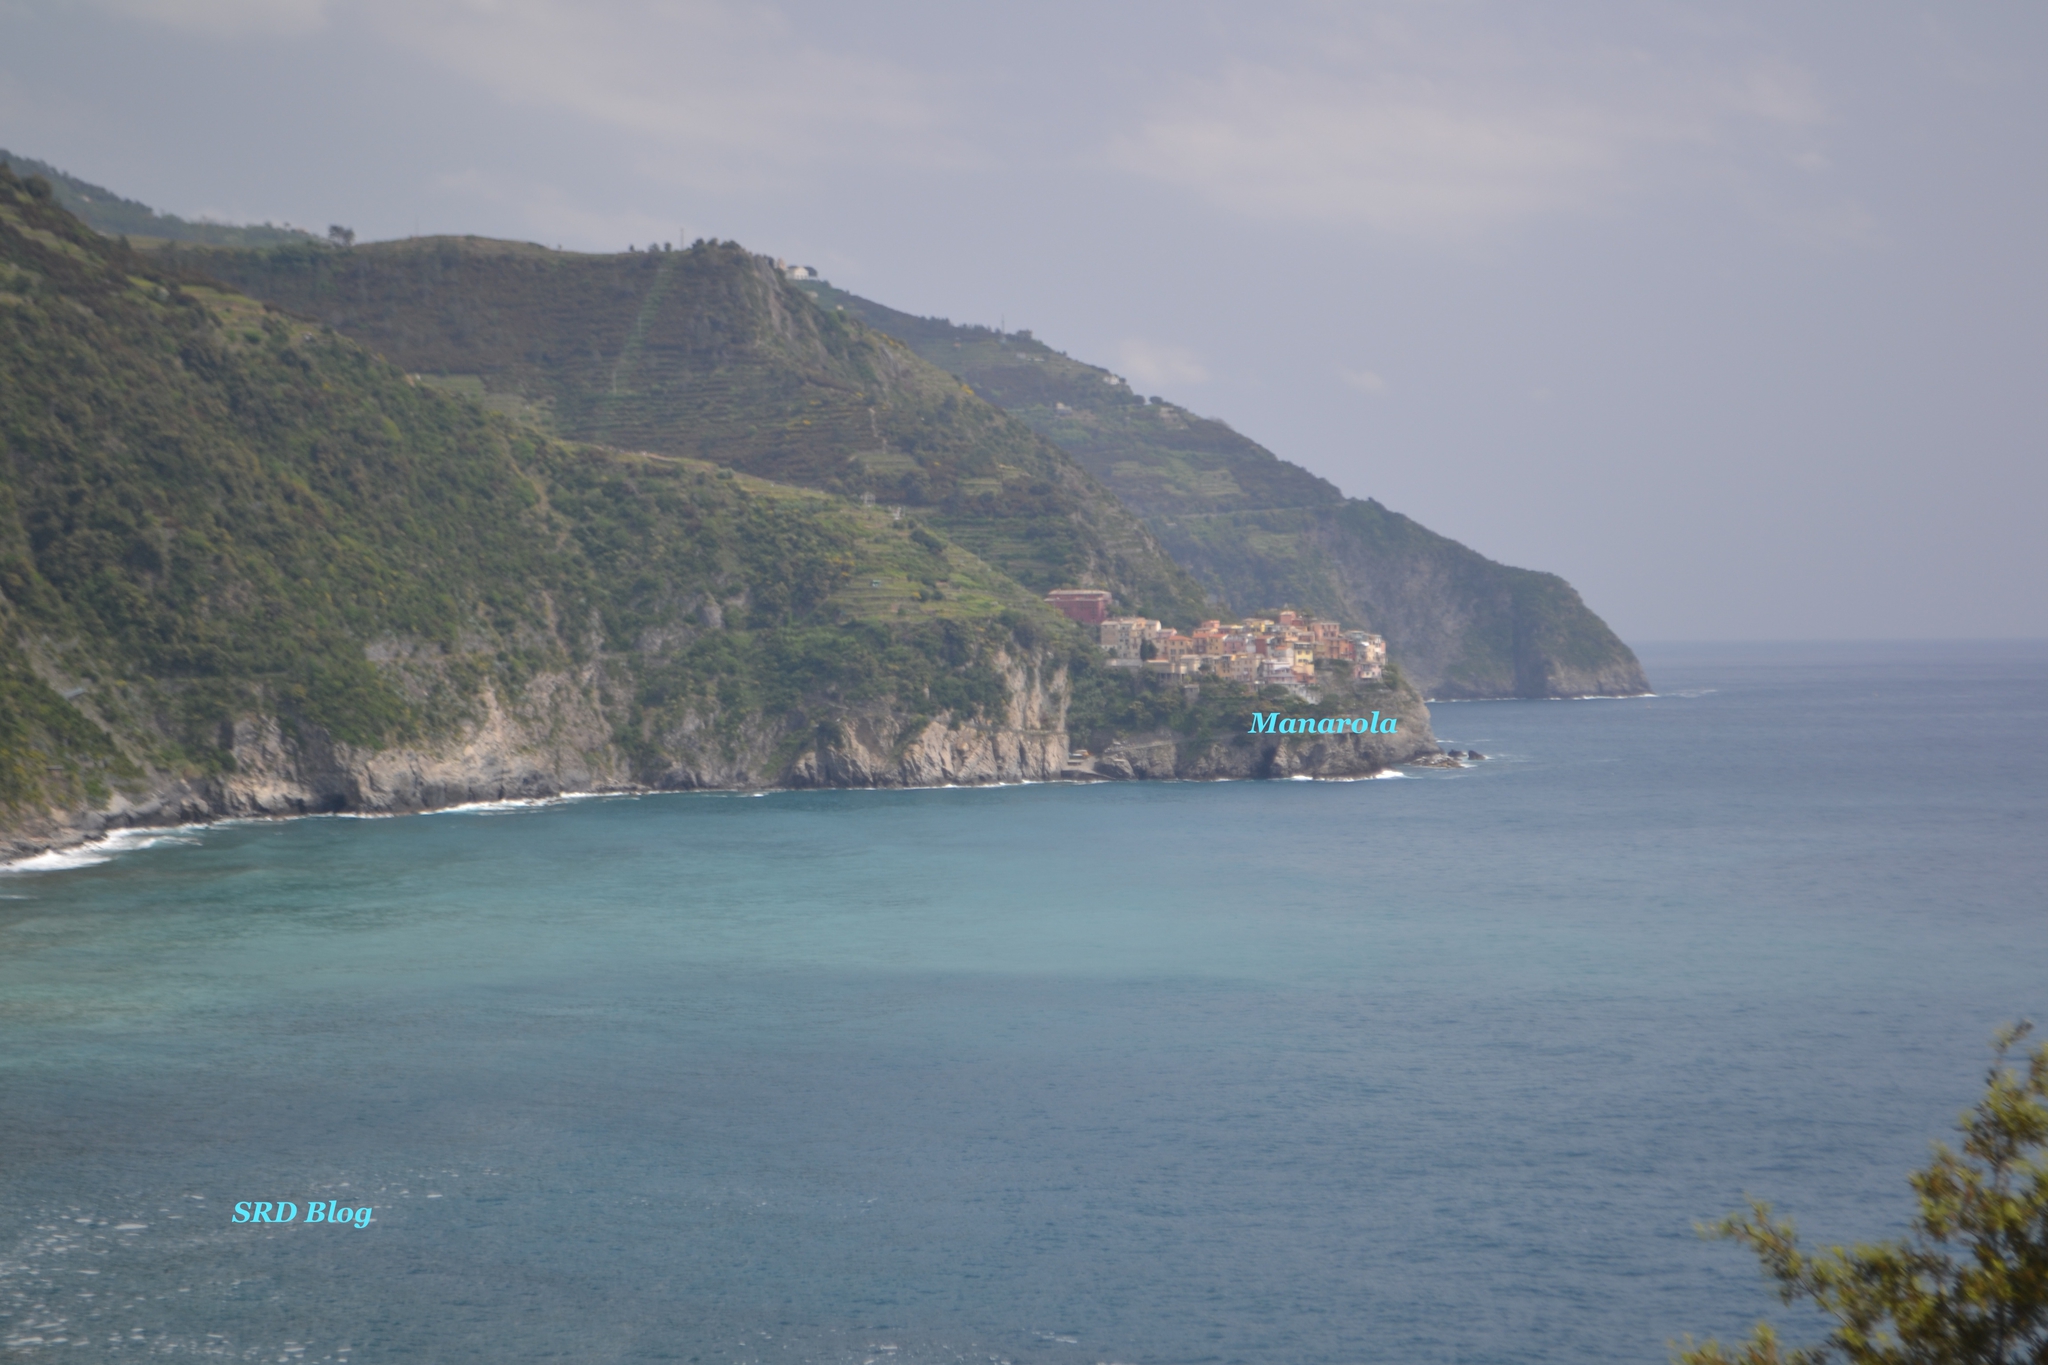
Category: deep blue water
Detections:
[{"x1": 2, "y1": 642, "x2": 2044, "y2": 1364}]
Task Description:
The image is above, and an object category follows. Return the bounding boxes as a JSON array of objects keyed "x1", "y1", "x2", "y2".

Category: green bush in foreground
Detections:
[{"x1": 1678, "y1": 1025, "x2": 2048, "y2": 1365}]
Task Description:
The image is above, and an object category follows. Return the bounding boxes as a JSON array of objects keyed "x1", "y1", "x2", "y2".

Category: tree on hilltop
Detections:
[{"x1": 1677, "y1": 1024, "x2": 2048, "y2": 1365}]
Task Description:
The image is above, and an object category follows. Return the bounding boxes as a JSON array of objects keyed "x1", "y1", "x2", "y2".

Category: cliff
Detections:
[
  {"x1": 0, "y1": 646, "x2": 1086, "y2": 861},
  {"x1": 0, "y1": 167, "x2": 1438, "y2": 862},
  {"x1": 801, "y1": 285, "x2": 1650, "y2": 700},
  {"x1": 1085, "y1": 707, "x2": 1437, "y2": 782},
  {"x1": 1062, "y1": 651, "x2": 1440, "y2": 779}
]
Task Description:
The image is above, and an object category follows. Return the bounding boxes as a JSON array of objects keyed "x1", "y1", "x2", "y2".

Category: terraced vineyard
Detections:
[
  {"x1": 199, "y1": 238, "x2": 1214, "y2": 628},
  {"x1": 806, "y1": 283, "x2": 1650, "y2": 700}
]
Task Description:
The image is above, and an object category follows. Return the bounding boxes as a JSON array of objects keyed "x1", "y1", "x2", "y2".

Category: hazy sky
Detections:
[{"x1": 4, "y1": 1, "x2": 2043, "y2": 641}]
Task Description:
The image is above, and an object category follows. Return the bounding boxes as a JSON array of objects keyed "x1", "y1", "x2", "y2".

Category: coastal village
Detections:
[{"x1": 1044, "y1": 589, "x2": 1387, "y2": 688}]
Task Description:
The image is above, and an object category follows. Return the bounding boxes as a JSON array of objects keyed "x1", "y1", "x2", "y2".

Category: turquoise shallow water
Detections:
[{"x1": 2, "y1": 642, "x2": 2044, "y2": 1363}]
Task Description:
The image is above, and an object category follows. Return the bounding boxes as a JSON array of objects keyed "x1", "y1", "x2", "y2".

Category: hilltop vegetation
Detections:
[
  {"x1": 2, "y1": 167, "x2": 1432, "y2": 855},
  {"x1": 0, "y1": 166, "x2": 1106, "y2": 849},
  {"x1": 196, "y1": 236, "x2": 1215, "y2": 628},
  {"x1": 0, "y1": 147, "x2": 1643, "y2": 699},
  {"x1": 0, "y1": 149, "x2": 320, "y2": 248},
  {"x1": 804, "y1": 284, "x2": 1649, "y2": 700}
]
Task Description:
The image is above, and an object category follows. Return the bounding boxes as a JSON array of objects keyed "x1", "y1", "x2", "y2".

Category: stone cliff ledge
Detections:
[{"x1": 2, "y1": 655, "x2": 1443, "y2": 865}]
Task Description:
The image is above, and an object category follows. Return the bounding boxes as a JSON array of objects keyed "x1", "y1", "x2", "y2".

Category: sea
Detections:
[{"x1": 2, "y1": 641, "x2": 2043, "y2": 1364}]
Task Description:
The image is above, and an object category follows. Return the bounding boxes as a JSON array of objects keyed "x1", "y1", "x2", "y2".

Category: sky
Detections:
[{"x1": 3, "y1": 0, "x2": 2043, "y2": 642}]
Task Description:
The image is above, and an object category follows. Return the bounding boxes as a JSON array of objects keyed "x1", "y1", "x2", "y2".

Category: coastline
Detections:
[
  {"x1": 2, "y1": 664, "x2": 1444, "y2": 869},
  {"x1": 0, "y1": 753, "x2": 1463, "y2": 873}
]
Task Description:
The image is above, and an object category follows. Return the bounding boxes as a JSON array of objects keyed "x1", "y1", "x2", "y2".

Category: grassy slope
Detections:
[
  {"x1": 195, "y1": 237, "x2": 1215, "y2": 629},
  {"x1": 0, "y1": 149, "x2": 318, "y2": 248},
  {"x1": 806, "y1": 285, "x2": 1649, "y2": 699},
  {"x1": 0, "y1": 167, "x2": 1094, "y2": 826}
]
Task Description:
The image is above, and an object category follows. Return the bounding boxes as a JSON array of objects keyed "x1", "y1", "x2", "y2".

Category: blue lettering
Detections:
[
  {"x1": 233, "y1": 1202, "x2": 251, "y2": 1223},
  {"x1": 253, "y1": 1202, "x2": 274, "y2": 1223},
  {"x1": 305, "y1": 1201, "x2": 328, "y2": 1224},
  {"x1": 351, "y1": 1207, "x2": 373, "y2": 1229},
  {"x1": 1248, "y1": 713, "x2": 1400, "y2": 736},
  {"x1": 275, "y1": 1202, "x2": 298, "y2": 1224}
]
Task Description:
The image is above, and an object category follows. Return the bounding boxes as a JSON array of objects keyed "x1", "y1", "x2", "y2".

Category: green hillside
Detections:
[
  {"x1": 803, "y1": 284, "x2": 1650, "y2": 700},
  {"x1": 3, "y1": 166, "x2": 1426, "y2": 853},
  {"x1": 195, "y1": 236, "x2": 1215, "y2": 628},
  {"x1": 0, "y1": 149, "x2": 321, "y2": 247},
  {"x1": 0, "y1": 165, "x2": 1087, "y2": 844}
]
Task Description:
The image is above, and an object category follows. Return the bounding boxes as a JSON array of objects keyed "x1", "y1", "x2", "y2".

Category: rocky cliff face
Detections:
[
  {"x1": 0, "y1": 168, "x2": 1447, "y2": 867},
  {"x1": 0, "y1": 661, "x2": 627, "y2": 862},
  {"x1": 0, "y1": 656, "x2": 1046, "y2": 862},
  {"x1": 634, "y1": 649, "x2": 1075, "y2": 790},
  {"x1": 1086, "y1": 682, "x2": 1438, "y2": 781},
  {"x1": 1280, "y1": 502, "x2": 1653, "y2": 700},
  {"x1": 1, "y1": 644, "x2": 1447, "y2": 863},
  {"x1": 784, "y1": 652, "x2": 1071, "y2": 787},
  {"x1": 0, "y1": 173, "x2": 1088, "y2": 864}
]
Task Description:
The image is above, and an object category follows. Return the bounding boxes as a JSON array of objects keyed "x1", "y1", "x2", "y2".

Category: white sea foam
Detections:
[
  {"x1": 723, "y1": 779, "x2": 1052, "y2": 797},
  {"x1": 418, "y1": 791, "x2": 614, "y2": 817},
  {"x1": 1307, "y1": 769, "x2": 1411, "y2": 782},
  {"x1": 1, "y1": 766, "x2": 1424, "y2": 875},
  {"x1": 4, "y1": 841, "x2": 124, "y2": 874},
  {"x1": 1269, "y1": 768, "x2": 1414, "y2": 782},
  {"x1": 1, "y1": 825, "x2": 205, "y2": 874}
]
